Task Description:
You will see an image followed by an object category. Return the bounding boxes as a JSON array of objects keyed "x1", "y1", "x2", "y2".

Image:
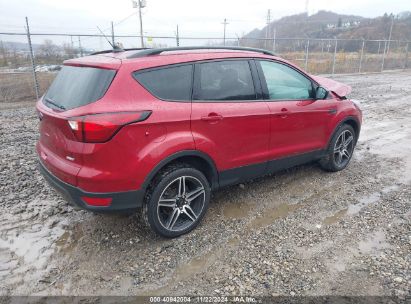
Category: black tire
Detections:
[
  {"x1": 320, "y1": 124, "x2": 356, "y2": 172},
  {"x1": 144, "y1": 164, "x2": 211, "y2": 238}
]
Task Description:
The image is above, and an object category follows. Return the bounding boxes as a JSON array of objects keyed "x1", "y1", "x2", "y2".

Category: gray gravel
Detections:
[{"x1": 0, "y1": 70, "x2": 410, "y2": 297}]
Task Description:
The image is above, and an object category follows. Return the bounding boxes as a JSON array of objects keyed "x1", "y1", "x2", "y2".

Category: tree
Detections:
[
  {"x1": 337, "y1": 17, "x2": 342, "y2": 28},
  {"x1": 39, "y1": 39, "x2": 59, "y2": 58},
  {"x1": 0, "y1": 41, "x2": 7, "y2": 67},
  {"x1": 62, "y1": 43, "x2": 77, "y2": 58}
]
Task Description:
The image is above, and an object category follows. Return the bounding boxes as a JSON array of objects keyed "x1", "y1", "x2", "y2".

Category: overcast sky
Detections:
[{"x1": 0, "y1": 0, "x2": 409, "y2": 48}]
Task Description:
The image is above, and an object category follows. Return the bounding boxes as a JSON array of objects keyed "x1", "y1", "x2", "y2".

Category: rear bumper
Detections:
[{"x1": 38, "y1": 160, "x2": 144, "y2": 212}]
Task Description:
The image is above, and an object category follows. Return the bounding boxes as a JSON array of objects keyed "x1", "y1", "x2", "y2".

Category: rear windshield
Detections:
[{"x1": 43, "y1": 65, "x2": 116, "y2": 110}]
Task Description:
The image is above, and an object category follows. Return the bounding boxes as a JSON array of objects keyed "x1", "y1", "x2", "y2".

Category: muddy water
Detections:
[
  {"x1": 322, "y1": 185, "x2": 401, "y2": 226},
  {"x1": 247, "y1": 202, "x2": 302, "y2": 230},
  {"x1": 222, "y1": 201, "x2": 252, "y2": 219},
  {"x1": 360, "y1": 115, "x2": 411, "y2": 183},
  {"x1": 146, "y1": 199, "x2": 305, "y2": 294},
  {"x1": 144, "y1": 198, "x2": 304, "y2": 294},
  {"x1": 144, "y1": 237, "x2": 240, "y2": 295},
  {"x1": 0, "y1": 215, "x2": 67, "y2": 288},
  {"x1": 347, "y1": 192, "x2": 381, "y2": 215},
  {"x1": 357, "y1": 230, "x2": 390, "y2": 255},
  {"x1": 323, "y1": 209, "x2": 348, "y2": 225},
  {"x1": 55, "y1": 226, "x2": 83, "y2": 254}
]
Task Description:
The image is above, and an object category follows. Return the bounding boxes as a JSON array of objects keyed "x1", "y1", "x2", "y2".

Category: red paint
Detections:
[{"x1": 36, "y1": 49, "x2": 362, "y2": 195}]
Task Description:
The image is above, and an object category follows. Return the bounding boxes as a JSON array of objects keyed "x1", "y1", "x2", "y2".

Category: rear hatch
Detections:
[{"x1": 37, "y1": 57, "x2": 119, "y2": 185}]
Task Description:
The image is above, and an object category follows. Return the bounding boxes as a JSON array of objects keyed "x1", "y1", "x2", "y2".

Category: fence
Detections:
[{"x1": 0, "y1": 30, "x2": 410, "y2": 103}]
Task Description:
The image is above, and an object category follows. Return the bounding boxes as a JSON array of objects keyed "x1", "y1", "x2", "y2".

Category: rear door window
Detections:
[
  {"x1": 193, "y1": 60, "x2": 256, "y2": 101},
  {"x1": 44, "y1": 66, "x2": 116, "y2": 110},
  {"x1": 133, "y1": 65, "x2": 193, "y2": 101}
]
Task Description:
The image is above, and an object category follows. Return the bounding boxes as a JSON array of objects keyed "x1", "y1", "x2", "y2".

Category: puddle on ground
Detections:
[
  {"x1": 323, "y1": 192, "x2": 381, "y2": 226},
  {"x1": 331, "y1": 259, "x2": 347, "y2": 272},
  {"x1": 361, "y1": 116, "x2": 411, "y2": 183},
  {"x1": 322, "y1": 185, "x2": 400, "y2": 226},
  {"x1": 222, "y1": 201, "x2": 252, "y2": 219},
  {"x1": 358, "y1": 230, "x2": 390, "y2": 255},
  {"x1": 174, "y1": 237, "x2": 239, "y2": 280},
  {"x1": 144, "y1": 237, "x2": 240, "y2": 295},
  {"x1": 323, "y1": 209, "x2": 348, "y2": 225},
  {"x1": 55, "y1": 225, "x2": 83, "y2": 254},
  {"x1": 347, "y1": 192, "x2": 381, "y2": 215},
  {"x1": 381, "y1": 184, "x2": 399, "y2": 193},
  {"x1": 248, "y1": 202, "x2": 302, "y2": 230},
  {"x1": 0, "y1": 218, "x2": 67, "y2": 288},
  {"x1": 0, "y1": 223, "x2": 65, "y2": 269}
]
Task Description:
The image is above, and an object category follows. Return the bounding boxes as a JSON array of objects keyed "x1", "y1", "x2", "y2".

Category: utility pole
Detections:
[
  {"x1": 222, "y1": 18, "x2": 229, "y2": 46},
  {"x1": 25, "y1": 16, "x2": 39, "y2": 100},
  {"x1": 78, "y1": 36, "x2": 83, "y2": 57},
  {"x1": 387, "y1": 14, "x2": 394, "y2": 55},
  {"x1": 265, "y1": 9, "x2": 271, "y2": 49},
  {"x1": 358, "y1": 39, "x2": 365, "y2": 73},
  {"x1": 176, "y1": 24, "x2": 180, "y2": 47},
  {"x1": 332, "y1": 38, "x2": 338, "y2": 75},
  {"x1": 272, "y1": 27, "x2": 276, "y2": 52},
  {"x1": 111, "y1": 21, "x2": 115, "y2": 46},
  {"x1": 132, "y1": 0, "x2": 146, "y2": 48},
  {"x1": 304, "y1": 39, "x2": 310, "y2": 71}
]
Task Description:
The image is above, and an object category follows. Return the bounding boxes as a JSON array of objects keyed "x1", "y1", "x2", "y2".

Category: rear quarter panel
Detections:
[{"x1": 76, "y1": 64, "x2": 195, "y2": 192}]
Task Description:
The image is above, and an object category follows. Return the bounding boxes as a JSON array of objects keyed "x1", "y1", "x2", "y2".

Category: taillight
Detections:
[{"x1": 68, "y1": 111, "x2": 151, "y2": 143}]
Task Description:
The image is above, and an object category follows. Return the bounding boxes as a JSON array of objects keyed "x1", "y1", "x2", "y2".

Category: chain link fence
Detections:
[{"x1": 0, "y1": 31, "x2": 410, "y2": 103}]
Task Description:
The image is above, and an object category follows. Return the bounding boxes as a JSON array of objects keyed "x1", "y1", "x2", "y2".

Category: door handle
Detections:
[
  {"x1": 277, "y1": 107, "x2": 289, "y2": 118},
  {"x1": 201, "y1": 113, "x2": 223, "y2": 122}
]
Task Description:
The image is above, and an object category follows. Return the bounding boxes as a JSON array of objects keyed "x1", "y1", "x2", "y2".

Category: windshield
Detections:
[{"x1": 43, "y1": 65, "x2": 116, "y2": 110}]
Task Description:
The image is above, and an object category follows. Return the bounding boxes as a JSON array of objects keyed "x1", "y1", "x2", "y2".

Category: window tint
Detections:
[
  {"x1": 259, "y1": 61, "x2": 314, "y2": 100},
  {"x1": 134, "y1": 65, "x2": 193, "y2": 101},
  {"x1": 193, "y1": 60, "x2": 256, "y2": 101},
  {"x1": 44, "y1": 66, "x2": 116, "y2": 110}
]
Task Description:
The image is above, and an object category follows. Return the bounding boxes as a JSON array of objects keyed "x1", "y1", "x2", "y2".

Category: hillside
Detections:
[{"x1": 242, "y1": 10, "x2": 411, "y2": 42}]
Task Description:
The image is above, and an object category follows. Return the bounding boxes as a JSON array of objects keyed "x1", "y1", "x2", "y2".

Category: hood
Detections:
[{"x1": 311, "y1": 75, "x2": 352, "y2": 98}]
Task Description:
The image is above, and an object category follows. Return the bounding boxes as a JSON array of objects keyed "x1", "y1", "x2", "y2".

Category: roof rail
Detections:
[
  {"x1": 90, "y1": 47, "x2": 150, "y2": 56},
  {"x1": 126, "y1": 46, "x2": 276, "y2": 58}
]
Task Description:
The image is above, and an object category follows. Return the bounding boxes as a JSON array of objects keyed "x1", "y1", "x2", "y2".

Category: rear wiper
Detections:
[{"x1": 44, "y1": 97, "x2": 66, "y2": 110}]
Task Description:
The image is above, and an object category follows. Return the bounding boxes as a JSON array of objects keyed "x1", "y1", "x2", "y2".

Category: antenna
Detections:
[{"x1": 96, "y1": 26, "x2": 124, "y2": 52}]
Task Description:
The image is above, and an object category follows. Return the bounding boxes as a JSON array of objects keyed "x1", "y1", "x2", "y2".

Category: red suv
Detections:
[{"x1": 36, "y1": 46, "x2": 362, "y2": 237}]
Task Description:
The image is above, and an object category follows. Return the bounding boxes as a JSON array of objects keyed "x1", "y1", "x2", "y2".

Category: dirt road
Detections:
[{"x1": 0, "y1": 70, "x2": 410, "y2": 297}]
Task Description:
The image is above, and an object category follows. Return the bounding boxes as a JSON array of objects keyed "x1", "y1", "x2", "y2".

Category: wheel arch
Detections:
[
  {"x1": 141, "y1": 150, "x2": 219, "y2": 192},
  {"x1": 327, "y1": 116, "x2": 361, "y2": 149}
]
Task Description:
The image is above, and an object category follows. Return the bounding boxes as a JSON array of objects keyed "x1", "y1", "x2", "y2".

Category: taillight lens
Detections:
[{"x1": 68, "y1": 111, "x2": 151, "y2": 143}]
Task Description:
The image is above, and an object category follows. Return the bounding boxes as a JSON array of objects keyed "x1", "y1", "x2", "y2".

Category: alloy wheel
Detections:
[
  {"x1": 157, "y1": 176, "x2": 206, "y2": 232},
  {"x1": 333, "y1": 129, "x2": 354, "y2": 167}
]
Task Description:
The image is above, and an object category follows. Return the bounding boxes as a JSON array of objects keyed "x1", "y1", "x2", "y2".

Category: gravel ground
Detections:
[{"x1": 0, "y1": 70, "x2": 410, "y2": 298}]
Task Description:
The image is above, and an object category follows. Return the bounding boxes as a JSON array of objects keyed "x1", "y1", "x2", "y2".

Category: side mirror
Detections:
[{"x1": 315, "y1": 86, "x2": 328, "y2": 100}]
